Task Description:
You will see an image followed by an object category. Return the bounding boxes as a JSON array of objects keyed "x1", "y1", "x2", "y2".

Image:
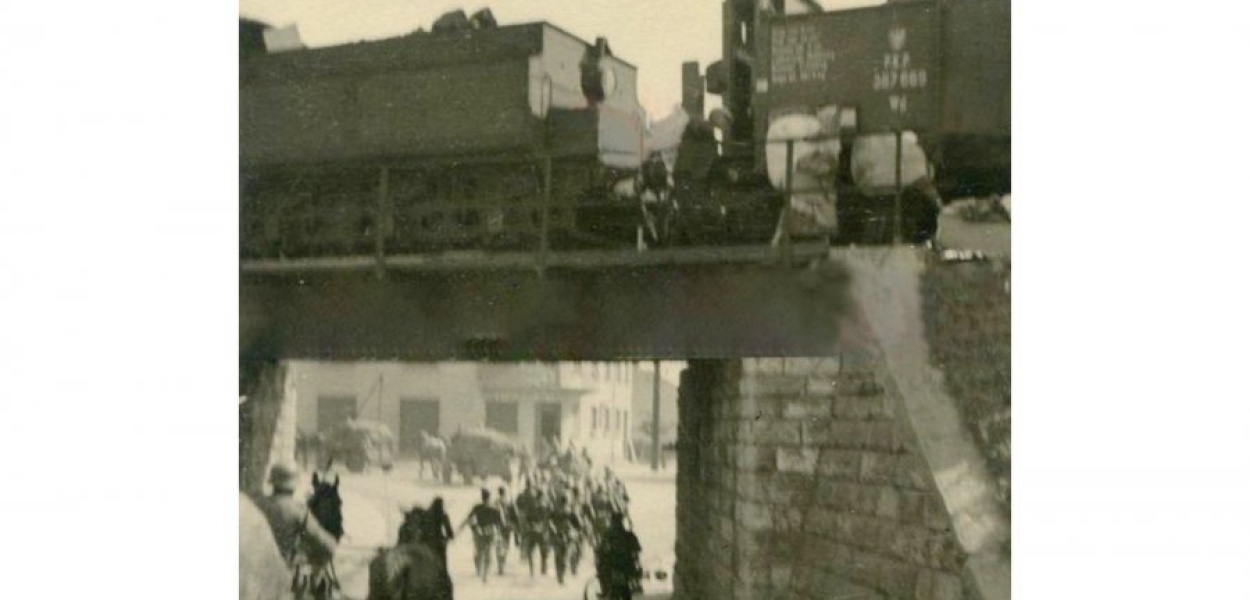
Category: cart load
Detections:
[
  {"x1": 324, "y1": 419, "x2": 396, "y2": 473},
  {"x1": 446, "y1": 426, "x2": 516, "y2": 483}
]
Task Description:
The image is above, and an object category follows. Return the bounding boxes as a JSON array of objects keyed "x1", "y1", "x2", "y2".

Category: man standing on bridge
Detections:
[{"x1": 458, "y1": 488, "x2": 503, "y2": 582}]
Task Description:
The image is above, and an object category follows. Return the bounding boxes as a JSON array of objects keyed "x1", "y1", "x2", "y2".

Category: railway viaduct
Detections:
[{"x1": 240, "y1": 244, "x2": 1010, "y2": 600}]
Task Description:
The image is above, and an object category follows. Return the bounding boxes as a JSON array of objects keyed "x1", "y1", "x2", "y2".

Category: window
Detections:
[{"x1": 485, "y1": 401, "x2": 519, "y2": 434}]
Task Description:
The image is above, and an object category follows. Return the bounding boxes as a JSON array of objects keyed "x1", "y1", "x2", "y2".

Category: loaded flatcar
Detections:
[
  {"x1": 693, "y1": 0, "x2": 1010, "y2": 244},
  {"x1": 240, "y1": 13, "x2": 646, "y2": 258}
]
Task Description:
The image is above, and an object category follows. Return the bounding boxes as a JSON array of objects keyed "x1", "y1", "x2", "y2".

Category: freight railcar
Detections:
[
  {"x1": 240, "y1": 16, "x2": 646, "y2": 258},
  {"x1": 694, "y1": 0, "x2": 1010, "y2": 243}
]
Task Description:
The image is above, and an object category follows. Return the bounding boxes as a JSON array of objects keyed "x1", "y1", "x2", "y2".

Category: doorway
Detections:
[
  {"x1": 535, "y1": 402, "x2": 561, "y2": 447},
  {"x1": 399, "y1": 398, "x2": 440, "y2": 456}
]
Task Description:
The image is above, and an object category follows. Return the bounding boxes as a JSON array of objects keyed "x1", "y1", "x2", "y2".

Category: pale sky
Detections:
[{"x1": 238, "y1": 0, "x2": 884, "y2": 119}]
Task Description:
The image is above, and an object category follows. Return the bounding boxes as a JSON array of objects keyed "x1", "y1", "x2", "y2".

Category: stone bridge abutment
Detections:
[{"x1": 239, "y1": 248, "x2": 1010, "y2": 600}]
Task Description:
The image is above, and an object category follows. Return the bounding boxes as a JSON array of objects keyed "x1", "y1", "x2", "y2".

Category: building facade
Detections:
[{"x1": 287, "y1": 361, "x2": 635, "y2": 466}]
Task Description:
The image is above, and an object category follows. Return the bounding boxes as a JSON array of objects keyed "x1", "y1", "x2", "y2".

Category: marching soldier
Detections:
[
  {"x1": 421, "y1": 497, "x2": 455, "y2": 566},
  {"x1": 515, "y1": 478, "x2": 552, "y2": 577},
  {"x1": 256, "y1": 465, "x2": 339, "y2": 600},
  {"x1": 590, "y1": 483, "x2": 615, "y2": 544},
  {"x1": 458, "y1": 488, "x2": 503, "y2": 582},
  {"x1": 548, "y1": 493, "x2": 583, "y2": 585},
  {"x1": 571, "y1": 486, "x2": 598, "y2": 549},
  {"x1": 494, "y1": 486, "x2": 519, "y2": 576},
  {"x1": 596, "y1": 512, "x2": 643, "y2": 600},
  {"x1": 612, "y1": 479, "x2": 631, "y2": 518},
  {"x1": 517, "y1": 445, "x2": 534, "y2": 480}
]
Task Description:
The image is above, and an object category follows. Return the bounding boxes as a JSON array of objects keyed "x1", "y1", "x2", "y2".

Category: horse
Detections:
[
  {"x1": 295, "y1": 473, "x2": 345, "y2": 600},
  {"x1": 367, "y1": 506, "x2": 454, "y2": 600},
  {"x1": 308, "y1": 472, "x2": 344, "y2": 542},
  {"x1": 414, "y1": 431, "x2": 448, "y2": 481}
]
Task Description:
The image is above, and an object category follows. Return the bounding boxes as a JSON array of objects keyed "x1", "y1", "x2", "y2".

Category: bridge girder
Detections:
[{"x1": 240, "y1": 248, "x2": 872, "y2": 365}]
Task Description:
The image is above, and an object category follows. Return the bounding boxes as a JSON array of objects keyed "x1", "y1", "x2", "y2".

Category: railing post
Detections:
[
  {"x1": 893, "y1": 128, "x2": 904, "y2": 245},
  {"x1": 539, "y1": 154, "x2": 552, "y2": 277},
  {"x1": 781, "y1": 138, "x2": 795, "y2": 266},
  {"x1": 375, "y1": 166, "x2": 390, "y2": 280}
]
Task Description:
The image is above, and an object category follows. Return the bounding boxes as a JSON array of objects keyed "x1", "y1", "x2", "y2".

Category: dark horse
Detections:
[
  {"x1": 367, "y1": 506, "x2": 453, "y2": 600},
  {"x1": 309, "y1": 472, "x2": 345, "y2": 542},
  {"x1": 302, "y1": 472, "x2": 344, "y2": 600}
]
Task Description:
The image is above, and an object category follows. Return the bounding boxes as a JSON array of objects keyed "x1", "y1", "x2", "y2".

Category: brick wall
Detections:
[
  {"x1": 675, "y1": 357, "x2": 970, "y2": 600},
  {"x1": 922, "y1": 260, "x2": 1011, "y2": 514}
]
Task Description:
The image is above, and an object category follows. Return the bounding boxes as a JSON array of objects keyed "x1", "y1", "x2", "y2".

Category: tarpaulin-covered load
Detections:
[
  {"x1": 765, "y1": 113, "x2": 840, "y2": 236},
  {"x1": 447, "y1": 427, "x2": 515, "y2": 483},
  {"x1": 753, "y1": 0, "x2": 1010, "y2": 196},
  {"x1": 455, "y1": 426, "x2": 514, "y2": 449},
  {"x1": 325, "y1": 419, "x2": 396, "y2": 473},
  {"x1": 839, "y1": 132, "x2": 941, "y2": 244},
  {"x1": 850, "y1": 132, "x2": 930, "y2": 191}
]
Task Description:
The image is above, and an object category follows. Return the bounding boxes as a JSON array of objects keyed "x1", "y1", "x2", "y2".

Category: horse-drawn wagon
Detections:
[
  {"x1": 446, "y1": 426, "x2": 515, "y2": 484},
  {"x1": 322, "y1": 419, "x2": 396, "y2": 473}
]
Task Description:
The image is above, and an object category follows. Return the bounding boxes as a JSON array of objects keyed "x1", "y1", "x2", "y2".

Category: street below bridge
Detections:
[{"x1": 314, "y1": 460, "x2": 676, "y2": 600}]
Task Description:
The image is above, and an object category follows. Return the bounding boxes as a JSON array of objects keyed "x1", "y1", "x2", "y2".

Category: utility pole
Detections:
[{"x1": 651, "y1": 359, "x2": 662, "y2": 471}]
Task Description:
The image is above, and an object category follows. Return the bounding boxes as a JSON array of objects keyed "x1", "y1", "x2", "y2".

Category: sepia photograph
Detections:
[
  {"x1": 15, "y1": 1, "x2": 1250, "y2": 600},
  {"x1": 237, "y1": 1, "x2": 1009, "y2": 599}
]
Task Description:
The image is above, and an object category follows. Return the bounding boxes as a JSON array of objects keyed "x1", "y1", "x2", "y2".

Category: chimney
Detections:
[{"x1": 681, "y1": 61, "x2": 705, "y2": 118}]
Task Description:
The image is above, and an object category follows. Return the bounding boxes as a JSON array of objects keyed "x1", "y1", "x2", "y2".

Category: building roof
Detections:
[{"x1": 241, "y1": 21, "x2": 634, "y2": 81}]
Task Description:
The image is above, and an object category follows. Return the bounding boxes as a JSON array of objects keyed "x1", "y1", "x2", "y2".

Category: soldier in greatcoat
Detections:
[{"x1": 256, "y1": 464, "x2": 339, "y2": 599}]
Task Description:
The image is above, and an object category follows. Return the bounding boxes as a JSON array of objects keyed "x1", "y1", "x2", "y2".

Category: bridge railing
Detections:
[{"x1": 240, "y1": 135, "x2": 932, "y2": 269}]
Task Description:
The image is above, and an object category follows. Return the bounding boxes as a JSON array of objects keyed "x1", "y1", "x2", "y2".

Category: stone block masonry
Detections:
[{"x1": 674, "y1": 357, "x2": 973, "y2": 600}]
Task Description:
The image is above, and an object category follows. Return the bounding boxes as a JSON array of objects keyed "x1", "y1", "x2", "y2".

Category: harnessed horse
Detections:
[
  {"x1": 292, "y1": 472, "x2": 343, "y2": 600},
  {"x1": 414, "y1": 431, "x2": 448, "y2": 481}
]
